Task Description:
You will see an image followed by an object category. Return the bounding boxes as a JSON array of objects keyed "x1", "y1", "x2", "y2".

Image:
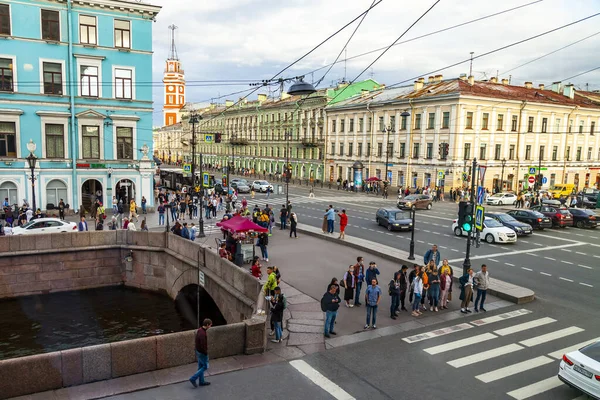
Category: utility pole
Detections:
[
  {"x1": 462, "y1": 157, "x2": 477, "y2": 275},
  {"x1": 198, "y1": 153, "x2": 205, "y2": 237}
]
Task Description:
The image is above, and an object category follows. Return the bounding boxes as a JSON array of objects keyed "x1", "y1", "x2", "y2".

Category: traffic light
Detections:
[
  {"x1": 438, "y1": 143, "x2": 444, "y2": 157},
  {"x1": 215, "y1": 132, "x2": 222, "y2": 143},
  {"x1": 444, "y1": 143, "x2": 450, "y2": 158},
  {"x1": 458, "y1": 201, "x2": 474, "y2": 233}
]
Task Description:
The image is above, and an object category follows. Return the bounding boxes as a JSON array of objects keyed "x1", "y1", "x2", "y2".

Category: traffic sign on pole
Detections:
[
  {"x1": 529, "y1": 167, "x2": 537, "y2": 175},
  {"x1": 183, "y1": 163, "x2": 191, "y2": 177},
  {"x1": 528, "y1": 175, "x2": 536, "y2": 184},
  {"x1": 475, "y1": 205, "x2": 485, "y2": 231},
  {"x1": 476, "y1": 186, "x2": 485, "y2": 205},
  {"x1": 542, "y1": 177, "x2": 548, "y2": 184}
]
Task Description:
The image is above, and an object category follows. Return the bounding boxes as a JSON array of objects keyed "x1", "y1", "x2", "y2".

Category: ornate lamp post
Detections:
[
  {"x1": 500, "y1": 158, "x2": 507, "y2": 192},
  {"x1": 26, "y1": 140, "x2": 37, "y2": 211}
]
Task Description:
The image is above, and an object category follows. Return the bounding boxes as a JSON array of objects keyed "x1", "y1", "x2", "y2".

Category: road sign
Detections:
[
  {"x1": 387, "y1": 171, "x2": 392, "y2": 181},
  {"x1": 529, "y1": 167, "x2": 537, "y2": 174},
  {"x1": 183, "y1": 163, "x2": 191, "y2": 177},
  {"x1": 386, "y1": 163, "x2": 394, "y2": 167},
  {"x1": 476, "y1": 186, "x2": 485, "y2": 205},
  {"x1": 204, "y1": 134, "x2": 214, "y2": 143},
  {"x1": 438, "y1": 171, "x2": 445, "y2": 179},
  {"x1": 475, "y1": 205, "x2": 484, "y2": 231},
  {"x1": 478, "y1": 165, "x2": 487, "y2": 186},
  {"x1": 528, "y1": 175, "x2": 536, "y2": 184},
  {"x1": 462, "y1": 172, "x2": 468, "y2": 182},
  {"x1": 542, "y1": 177, "x2": 548, "y2": 184},
  {"x1": 203, "y1": 172, "x2": 210, "y2": 187},
  {"x1": 198, "y1": 271, "x2": 205, "y2": 287}
]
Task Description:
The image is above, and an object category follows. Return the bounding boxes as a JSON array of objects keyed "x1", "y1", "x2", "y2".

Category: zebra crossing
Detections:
[{"x1": 402, "y1": 309, "x2": 599, "y2": 400}]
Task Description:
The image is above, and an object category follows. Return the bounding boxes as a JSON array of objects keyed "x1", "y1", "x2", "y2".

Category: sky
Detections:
[{"x1": 148, "y1": 0, "x2": 600, "y2": 126}]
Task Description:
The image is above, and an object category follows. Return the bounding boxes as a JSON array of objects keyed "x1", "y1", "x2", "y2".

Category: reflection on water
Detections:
[{"x1": 0, "y1": 286, "x2": 198, "y2": 360}]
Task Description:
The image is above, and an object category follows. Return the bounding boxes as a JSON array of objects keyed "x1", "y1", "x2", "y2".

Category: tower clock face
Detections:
[{"x1": 168, "y1": 85, "x2": 174, "y2": 92}]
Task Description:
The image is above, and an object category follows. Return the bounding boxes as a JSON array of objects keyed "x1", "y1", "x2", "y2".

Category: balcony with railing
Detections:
[{"x1": 301, "y1": 137, "x2": 325, "y2": 147}]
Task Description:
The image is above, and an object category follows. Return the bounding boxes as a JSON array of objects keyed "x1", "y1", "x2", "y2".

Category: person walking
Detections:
[
  {"x1": 280, "y1": 204, "x2": 288, "y2": 230},
  {"x1": 308, "y1": 186, "x2": 315, "y2": 198},
  {"x1": 352, "y1": 257, "x2": 365, "y2": 306},
  {"x1": 321, "y1": 283, "x2": 340, "y2": 338},
  {"x1": 341, "y1": 266, "x2": 355, "y2": 307},
  {"x1": 189, "y1": 318, "x2": 212, "y2": 388},
  {"x1": 269, "y1": 287, "x2": 284, "y2": 343},
  {"x1": 78, "y1": 216, "x2": 88, "y2": 232},
  {"x1": 157, "y1": 203, "x2": 165, "y2": 226},
  {"x1": 428, "y1": 267, "x2": 441, "y2": 312},
  {"x1": 439, "y1": 268, "x2": 452, "y2": 309},
  {"x1": 399, "y1": 265, "x2": 409, "y2": 311},
  {"x1": 141, "y1": 196, "x2": 147, "y2": 214},
  {"x1": 474, "y1": 264, "x2": 490, "y2": 312},
  {"x1": 289, "y1": 212, "x2": 298, "y2": 238},
  {"x1": 388, "y1": 271, "x2": 401, "y2": 319},
  {"x1": 325, "y1": 205, "x2": 335, "y2": 234},
  {"x1": 364, "y1": 279, "x2": 381, "y2": 329},
  {"x1": 58, "y1": 199, "x2": 66, "y2": 221},
  {"x1": 459, "y1": 268, "x2": 475, "y2": 313},
  {"x1": 411, "y1": 267, "x2": 423, "y2": 316},
  {"x1": 129, "y1": 199, "x2": 139, "y2": 223},
  {"x1": 337, "y1": 209, "x2": 348, "y2": 240},
  {"x1": 257, "y1": 232, "x2": 269, "y2": 262},
  {"x1": 424, "y1": 244, "x2": 441, "y2": 266}
]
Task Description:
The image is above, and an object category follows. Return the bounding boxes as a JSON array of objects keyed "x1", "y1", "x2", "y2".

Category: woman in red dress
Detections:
[{"x1": 337, "y1": 209, "x2": 348, "y2": 240}]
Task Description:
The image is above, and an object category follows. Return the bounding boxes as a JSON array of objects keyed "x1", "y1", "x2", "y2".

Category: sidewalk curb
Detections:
[{"x1": 287, "y1": 223, "x2": 535, "y2": 305}]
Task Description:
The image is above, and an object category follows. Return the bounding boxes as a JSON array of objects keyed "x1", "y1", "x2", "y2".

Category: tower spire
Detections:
[{"x1": 168, "y1": 24, "x2": 179, "y2": 60}]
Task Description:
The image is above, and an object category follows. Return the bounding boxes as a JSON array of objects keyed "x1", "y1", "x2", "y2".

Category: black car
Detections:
[
  {"x1": 575, "y1": 194, "x2": 597, "y2": 209},
  {"x1": 568, "y1": 208, "x2": 599, "y2": 228},
  {"x1": 486, "y1": 212, "x2": 533, "y2": 236},
  {"x1": 376, "y1": 208, "x2": 413, "y2": 231},
  {"x1": 506, "y1": 209, "x2": 553, "y2": 230}
]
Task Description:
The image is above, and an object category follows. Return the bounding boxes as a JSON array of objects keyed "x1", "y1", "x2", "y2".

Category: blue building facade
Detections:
[{"x1": 0, "y1": 0, "x2": 160, "y2": 212}]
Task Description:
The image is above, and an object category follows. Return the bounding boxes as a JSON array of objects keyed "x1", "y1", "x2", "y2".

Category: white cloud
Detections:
[{"x1": 149, "y1": 0, "x2": 600, "y2": 124}]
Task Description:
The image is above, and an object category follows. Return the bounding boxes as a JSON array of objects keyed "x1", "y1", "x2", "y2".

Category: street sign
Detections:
[
  {"x1": 386, "y1": 163, "x2": 394, "y2": 167},
  {"x1": 542, "y1": 177, "x2": 548, "y2": 184},
  {"x1": 478, "y1": 165, "x2": 487, "y2": 186},
  {"x1": 387, "y1": 171, "x2": 392, "y2": 181},
  {"x1": 203, "y1": 172, "x2": 210, "y2": 187},
  {"x1": 438, "y1": 171, "x2": 445, "y2": 179},
  {"x1": 529, "y1": 167, "x2": 537, "y2": 174},
  {"x1": 462, "y1": 172, "x2": 468, "y2": 182},
  {"x1": 475, "y1": 205, "x2": 484, "y2": 231},
  {"x1": 204, "y1": 134, "x2": 214, "y2": 143},
  {"x1": 183, "y1": 163, "x2": 192, "y2": 177},
  {"x1": 476, "y1": 186, "x2": 485, "y2": 205},
  {"x1": 198, "y1": 271, "x2": 205, "y2": 287},
  {"x1": 528, "y1": 175, "x2": 536, "y2": 184}
]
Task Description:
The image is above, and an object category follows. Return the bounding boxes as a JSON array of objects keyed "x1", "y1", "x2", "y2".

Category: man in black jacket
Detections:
[
  {"x1": 321, "y1": 284, "x2": 341, "y2": 338},
  {"x1": 190, "y1": 318, "x2": 212, "y2": 388},
  {"x1": 399, "y1": 265, "x2": 409, "y2": 311}
]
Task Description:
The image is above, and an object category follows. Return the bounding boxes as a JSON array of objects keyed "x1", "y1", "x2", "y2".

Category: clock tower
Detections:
[{"x1": 163, "y1": 25, "x2": 185, "y2": 126}]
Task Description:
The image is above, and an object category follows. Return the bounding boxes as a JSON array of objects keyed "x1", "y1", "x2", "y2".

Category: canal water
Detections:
[{"x1": 0, "y1": 285, "x2": 225, "y2": 360}]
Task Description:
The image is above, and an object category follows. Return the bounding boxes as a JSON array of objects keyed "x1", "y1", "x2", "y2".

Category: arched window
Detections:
[
  {"x1": 46, "y1": 179, "x2": 67, "y2": 207},
  {"x1": 0, "y1": 181, "x2": 18, "y2": 206}
]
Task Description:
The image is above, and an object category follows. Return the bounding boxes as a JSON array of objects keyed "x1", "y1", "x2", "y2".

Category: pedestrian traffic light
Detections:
[
  {"x1": 458, "y1": 201, "x2": 474, "y2": 233},
  {"x1": 215, "y1": 132, "x2": 222, "y2": 143}
]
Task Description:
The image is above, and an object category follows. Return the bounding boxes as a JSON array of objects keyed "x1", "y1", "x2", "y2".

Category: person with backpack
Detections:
[
  {"x1": 321, "y1": 283, "x2": 341, "y2": 338},
  {"x1": 388, "y1": 271, "x2": 401, "y2": 319}
]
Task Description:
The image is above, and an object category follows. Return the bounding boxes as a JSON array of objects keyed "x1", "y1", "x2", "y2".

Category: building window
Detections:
[
  {"x1": 43, "y1": 62, "x2": 62, "y2": 95},
  {"x1": 541, "y1": 117, "x2": 547, "y2": 133},
  {"x1": 79, "y1": 15, "x2": 97, "y2": 45},
  {"x1": 426, "y1": 142, "x2": 433, "y2": 159},
  {"x1": 579, "y1": 121, "x2": 584, "y2": 134},
  {"x1": 463, "y1": 143, "x2": 471, "y2": 160},
  {"x1": 115, "y1": 68, "x2": 132, "y2": 99},
  {"x1": 80, "y1": 65, "x2": 98, "y2": 97},
  {"x1": 494, "y1": 144, "x2": 501, "y2": 160},
  {"x1": 390, "y1": 116, "x2": 396, "y2": 130},
  {"x1": 509, "y1": 144, "x2": 516, "y2": 160},
  {"x1": 568, "y1": 119, "x2": 573, "y2": 133},
  {"x1": 427, "y1": 113, "x2": 435, "y2": 129},
  {"x1": 400, "y1": 142, "x2": 405, "y2": 158},
  {"x1": 588, "y1": 146, "x2": 592, "y2": 160},
  {"x1": 82, "y1": 125, "x2": 100, "y2": 159},
  {"x1": 591, "y1": 121, "x2": 596, "y2": 136},
  {"x1": 332, "y1": 120, "x2": 336, "y2": 133},
  {"x1": 466, "y1": 112, "x2": 473, "y2": 129},
  {"x1": 0, "y1": 181, "x2": 17, "y2": 205},
  {"x1": 367, "y1": 117, "x2": 372, "y2": 132},
  {"x1": 442, "y1": 112, "x2": 449, "y2": 129},
  {"x1": 358, "y1": 118, "x2": 363, "y2": 132},
  {"x1": 413, "y1": 143, "x2": 420, "y2": 159},
  {"x1": 0, "y1": 3, "x2": 10, "y2": 35},
  {"x1": 349, "y1": 118, "x2": 354, "y2": 132},
  {"x1": 114, "y1": 19, "x2": 131, "y2": 49},
  {"x1": 511, "y1": 115, "x2": 518, "y2": 132},
  {"x1": 357, "y1": 143, "x2": 362, "y2": 156},
  {"x1": 415, "y1": 114, "x2": 422, "y2": 130},
  {"x1": 479, "y1": 144, "x2": 487, "y2": 160},
  {"x1": 330, "y1": 142, "x2": 335, "y2": 156},
  {"x1": 401, "y1": 114, "x2": 408, "y2": 130},
  {"x1": 340, "y1": 119, "x2": 345, "y2": 132},
  {"x1": 41, "y1": 9, "x2": 60, "y2": 41},
  {"x1": 497, "y1": 114, "x2": 504, "y2": 131},
  {"x1": 366, "y1": 143, "x2": 371, "y2": 156},
  {"x1": 482, "y1": 113, "x2": 489, "y2": 130},
  {"x1": 45, "y1": 124, "x2": 64, "y2": 158},
  {"x1": 525, "y1": 145, "x2": 531, "y2": 160},
  {"x1": 539, "y1": 145, "x2": 545, "y2": 161},
  {"x1": 378, "y1": 117, "x2": 384, "y2": 131},
  {"x1": 377, "y1": 143, "x2": 382, "y2": 157},
  {"x1": 0, "y1": 58, "x2": 13, "y2": 92},
  {"x1": 527, "y1": 117, "x2": 534, "y2": 132},
  {"x1": 576, "y1": 146, "x2": 582, "y2": 161},
  {"x1": 348, "y1": 143, "x2": 353, "y2": 156},
  {"x1": 552, "y1": 146, "x2": 558, "y2": 161},
  {"x1": 46, "y1": 180, "x2": 67, "y2": 207},
  {"x1": 566, "y1": 146, "x2": 571, "y2": 161},
  {"x1": 339, "y1": 143, "x2": 344, "y2": 156},
  {"x1": 0, "y1": 121, "x2": 16, "y2": 157},
  {"x1": 116, "y1": 127, "x2": 133, "y2": 159}
]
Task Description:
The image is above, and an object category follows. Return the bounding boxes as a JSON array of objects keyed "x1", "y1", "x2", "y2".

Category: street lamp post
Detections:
[
  {"x1": 500, "y1": 158, "x2": 507, "y2": 192},
  {"x1": 408, "y1": 208, "x2": 416, "y2": 260},
  {"x1": 285, "y1": 130, "x2": 291, "y2": 206},
  {"x1": 26, "y1": 140, "x2": 37, "y2": 211}
]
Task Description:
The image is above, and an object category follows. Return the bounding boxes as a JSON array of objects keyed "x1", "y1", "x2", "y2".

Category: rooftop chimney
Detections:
[
  {"x1": 490, "y1": 77, "x2": 498, "y2": 84},
  {"x1": 551, "y1": 81, "x2": 561, "y2": 93},
  {"x1": 501, "y1": 78, "x2": 509, "y2": 85},
  {"x1": 257, "y1": 93, "x2": 267, "y2": 103},
  {"x1": 225, "y1": 100, "x2": 234, "y2": 107},
  {"x1": 467, "y1": 75, "x2": 475, "y2": 85},
  {"x1": 459, "y1": 74, "x2": 467, "y2": 81},
  {"x1": 538, "y1": 84, "x2": 545, "y2": 91},
  {"x1": 361, "y1": 89, "x2": 370, "y2": 97},
  {"x1": 563, "y1": 84, "x2": 575, "y2": 99},
  {"x1": 428, "y1": 76, "x2": 435, "y2": 83},
  {"x1": 524, "y1": 82, "x2": 533, "y2": 89},
  {"x1": 414, "y1": 78, "x2": 425, "y2": 91},
  {"x1": 434, "y1": 74, "x2": 443, "y2": 82}
]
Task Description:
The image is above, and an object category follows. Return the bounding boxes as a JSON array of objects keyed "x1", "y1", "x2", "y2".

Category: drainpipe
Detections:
[
  {"x1": 405, "y1": 99, "x2": 415, "y2": 189},
  {"x1": 515, "y1": 100, "x2": 527, "y2": 190},
  {"x1": 366, "y1": 101, "x2": 375, "y2": 178},
  {"x1": 67, "y1": 0, "x2": 78, "y2": 210},
  {"x1": 562, "y1": 105, "x2": 579, "y2": 183}
]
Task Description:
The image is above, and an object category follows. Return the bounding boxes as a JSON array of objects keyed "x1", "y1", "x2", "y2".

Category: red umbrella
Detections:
[
  {"x1": 366, "y1": 177, "x2": 381, "y2": 182},
  {"x1": 216, "y1": 215, "x2": 268, "y2": 233}
]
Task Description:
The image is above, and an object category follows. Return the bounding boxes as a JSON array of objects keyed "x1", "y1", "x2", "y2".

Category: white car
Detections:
[
  {"x1": 559, "y1": 340, "x2": 600, "y2": 399},
  {"x1": 487, "y1": 192, "x2": 517, "y2": 206},
  {"x1": 252, "y1": 180, "x2": 273, "y2": 193},
  {"x1": 11, "y1": 218, "x2": 78, "y2": 235},
  {"x1": 452, "y1": 217, "x2": 517, "y2": 244}
]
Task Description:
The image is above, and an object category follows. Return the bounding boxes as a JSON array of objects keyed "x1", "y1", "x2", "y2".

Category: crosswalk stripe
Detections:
[
  {"x1": 519, "y1": 326, "x2": 584, "y2": 347},
  {"x1": 475, "y1": 356, "x2": 554, "y2": 383},
  {"x1": 506, "y1": 376, "x2": 563, "y2": 400},
  {"x1": 447, "y1": 344, "x2": 524, "y2": 368},
  {"x1": 424, "y1": 333, "x2": 496, "y2": 355},
  {"x1": 547, "y1": 337, "x2": 600, "y2": 359},
  {"x1": 469, "y1": 309, "x2": 532, "y2": 327},
  {"x1": 493, "y1": 317, "x2": 556, "y2": 336},
  {"x1": 402, "y1": 323, "x2": 473, "y2": 343}
]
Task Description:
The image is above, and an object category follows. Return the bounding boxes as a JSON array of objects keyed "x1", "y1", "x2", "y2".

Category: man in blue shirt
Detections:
[
  {"x1": 424, "y1": 244, "x2": 441, "y2": 266},
  {"x1": 364, "y1": 278, "x2": 381, "y2": 329},
  {"x1": 324, "y1": 205, "x2": 335, "y2": 234}
]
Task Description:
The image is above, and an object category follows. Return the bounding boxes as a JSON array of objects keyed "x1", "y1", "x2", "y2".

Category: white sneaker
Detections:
[
  {"x1": 430, "y1": 306, "x2": 433, "y2": 311},
  {"x1": 349, "y1": 304, "x2": 354, "y2": 308},
  {"x1": 434, "y1": 307, "x2": 438, "y2": 312},
  {"x1": 269, "y1": 330, "x2": 275, "y2": 336}
]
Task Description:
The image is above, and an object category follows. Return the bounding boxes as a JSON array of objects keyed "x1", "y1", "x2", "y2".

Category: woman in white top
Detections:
[{"x1": 411, "y1": 268, "x2": 424, "y2": 316}]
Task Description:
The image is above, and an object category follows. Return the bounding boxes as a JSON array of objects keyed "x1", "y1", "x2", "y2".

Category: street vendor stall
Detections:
[{"x1": 216, "y1": 215, "x2": 268, "y2": 266}]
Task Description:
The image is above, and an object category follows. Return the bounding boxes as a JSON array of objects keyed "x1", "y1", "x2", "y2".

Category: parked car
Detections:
[
  {"x1": 568, "y1": 208, "x2": 598, "y2": 229},
  {"x1": 375, "y1": 208, "x2": 413, "y2": 231},
  {"x1": 397, "y1": 194, "x2": 432, "y2": 210},
  {"x1": 558, "y1": 340, "x2": 600, "y2": 399},
  {"x1": 486, "y1": 212, "x2": 533, "y2": 236},
  {"x1": 506, "y1": 209, "x2": 553, "y2": 230},
  {"x1": 452, "y1": 217, "x2": 517, "y2": 244},
  {"x1": 252, "y1": 180, "x2": 273, "y2": 193},
  {"x1": 530, "y1": 205, "x2": 574, "y2": 228},
  {"x1": 11, "y1": 218, "x2": 78, "y2": 236},
  {"x1": 231, "y1": 181, "x2": 251, "y2": 193},
  {"x1": 486, "y1": 192, "x2": 517, "y2": 206},
  {"x1": 575, "y1": 195, "x2": 597, "y2": 209},
  {"x1": 213, "y1": 179, "x2": 229, "y2": 195}
]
